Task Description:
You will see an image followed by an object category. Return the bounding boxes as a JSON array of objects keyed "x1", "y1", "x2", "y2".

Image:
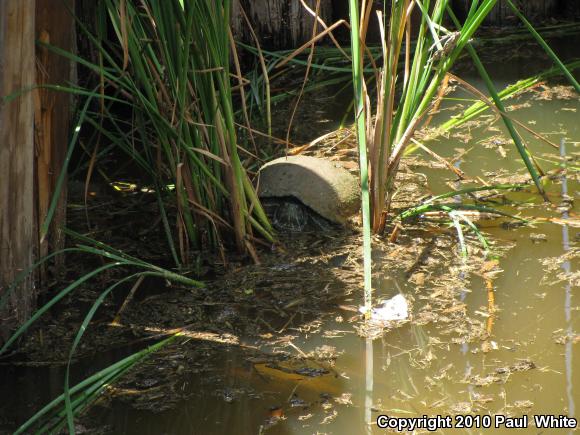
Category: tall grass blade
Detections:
[
  {"x1": 467, "y1": 46, "x2": 546, "y2": 198},
  {"x1": 39, "y1": 93, "x2": 94, "y2": 242},
  {"x1": 446, "y1": 8, "x2": 546, "y2": 199},
  {"x1": 448, "y1": 210, "x2": 468, "y2": 259},
  {"x1": 64, "y1": 273, "x2": 151, "y2": 433},
  {"x1": 47, "y1": 1, "x2": 275, "y2": 259},
  {"x1": 506, "y1": 0, "x2": 580, "y2": 93},
  {"x1": 0, "y1": 263, "x2": 120, "y2": 355},
  {"x1": 348, "y1": 0, "x2": 373, "y2": 317},
  {"x1": 16, "y1": 335, "x2": 176, "y2": 434},
  {"x1": 439, "y1": 60, "x2": 580, "y2": 132}
]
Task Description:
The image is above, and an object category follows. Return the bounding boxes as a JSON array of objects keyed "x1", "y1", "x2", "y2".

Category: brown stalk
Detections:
[
  {"x1": 146, "y1": 56, "x2": 171, "y2": 109},
  {"x1": 215, "y1": 113, "x2": 245, "y2": 250},
  {"x1": 448, "y1": 73, "x2": 550, "y2": 175},
  {"x1": 380, "y1": 105, "x2": 434, "y2": 230},
  {"x1": 234, "y1": 122, "x2": 299, "y2": 149},
  {"x1": 284, "y1": 0, "x2": 321, "y2": 151},
  {"x1": 389, "y1": 104, "x2": 431, "y2": 170},
  {"x1": 239, "y1": 4, "x2": 271, "y2": 139},
  {"x1": 176, "y1": 163, "x2": 188, "y2": 264},
  {"x1": 299, "y1": 0, "x2": 350, "y2": 60},
  {"x1": 119, "y1": 0, "x2": 129, "y2": 71},
  {"x1": 485, "y1": 278, "x2": 496, "y2": 334},
  {"x1": 192, "y1": 67, "x2": 225, "y2": 73},
  {"x1": 360, "y1": 0, "x2": 373, "y2": 45},
  {"x1": 245, "y1": 239, "x2": 261, "y2": 265},
  {"x1": 424, "y1": 73, "x2": 450, "y2": 129},
  {"x1": 410, "y1": 138, "x2": 466, "y2": 179},
  {"x1": 447, "y1": 73, "x2": 559, "y2": 150},
  {"x1": 275, "y1": 19, "x2": 346, "y2": 69},
  {"x1": 372, "y1": 5, "x2": 410, "y2": 231},
  {"x1": 403, "y1": 1, "x2": 415, "y2": 89},
  {"x1": 187, "y1": 196, "x2": 232, "y2": 231},
  {"x1": 228, "y1": 27, "x2": 257, "y2": 155},
  {"x1": 111, "y1": 275, "x2": 145, "y2": 326}
]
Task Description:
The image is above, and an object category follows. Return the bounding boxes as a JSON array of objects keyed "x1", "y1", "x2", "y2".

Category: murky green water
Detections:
[{"x1": 1, "y1": 37, "x2": 579, "y2": 435}]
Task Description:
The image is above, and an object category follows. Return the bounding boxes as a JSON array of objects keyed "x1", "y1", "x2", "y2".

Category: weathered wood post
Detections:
[
  {"x1": 453, "y1": 0, "x2": 560, "y2": 25},
  {"x1": 35, "y1": 0, "x2": 74, "y2": 266},
  {"x1": 231, "y1": 0, "x2": 333, "y2": 49},
  {"x1": 0, "y1": 0, "x2": 73, "y2": 345},
  {"x1": 0, "y1": 0, "x2": 37, "y2": 344}
]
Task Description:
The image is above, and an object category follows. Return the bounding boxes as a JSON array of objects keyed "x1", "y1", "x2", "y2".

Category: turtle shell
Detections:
[{"x1": 257, "y1": 156, "x2": 360, "y2": 227}]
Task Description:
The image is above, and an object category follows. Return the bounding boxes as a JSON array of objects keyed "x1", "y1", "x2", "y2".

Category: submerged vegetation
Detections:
[{"x1": 1, "y1": 0, "x2": 579, "y2": 432}]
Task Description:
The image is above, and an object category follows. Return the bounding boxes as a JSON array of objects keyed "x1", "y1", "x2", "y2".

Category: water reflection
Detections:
[
  {"x1": 364, "y1": 338, "x2": 373, "y2": 433},
  {"x1": 560, "y1": 138, "x2": 575, "y2": 424}
]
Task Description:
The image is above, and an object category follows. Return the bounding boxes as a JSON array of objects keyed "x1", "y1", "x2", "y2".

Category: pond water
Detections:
[{"x1": 1, "y1": 36, "x2": 579, "y2": 435}]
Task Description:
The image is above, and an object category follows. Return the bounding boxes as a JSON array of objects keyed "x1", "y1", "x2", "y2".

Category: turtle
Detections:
[
  {"x1": 262, "y1": 196, "x2": 335, "y2": 232},
  {"x1": 257, "y1": 155, "x2": 360, "y2": 232}
]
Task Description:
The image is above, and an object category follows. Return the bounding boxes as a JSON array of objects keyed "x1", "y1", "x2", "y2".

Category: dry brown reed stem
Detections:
[
  {"x1": 284, "y1": 0, "x2": 322, "y2": 150},
  {"x1": 299, "y1": 0, "x2": 350, "y2": 60},
  {"x1": 239, "y1": 4, "x2": 272, "y2": 137},
  {"x1": 447, "y1": 73, "x2": 559, "y2": 150},
  {"x1": 228, "y1": 27, "x2": 257, "y2": 154},
  {"x1": 410, "y1": 138, "x2": 467, "y2": 180},
  {"x1": 275, "y1": 19, "x2": 347, "y2": 69}
]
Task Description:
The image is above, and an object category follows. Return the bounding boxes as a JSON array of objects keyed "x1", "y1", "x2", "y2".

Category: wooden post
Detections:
[
  {"x1": 232, "y1": 0, "x2": 333, "y2": 49},
  {"x1": 0, "y1": 0, "x2": 37, "y2": 344},
  {"x1": 35, "y1": 0, "x2": 74, "y2": 266},
  {"x1": 452, "y1": 0, "x2": 560, "y2": 25}
]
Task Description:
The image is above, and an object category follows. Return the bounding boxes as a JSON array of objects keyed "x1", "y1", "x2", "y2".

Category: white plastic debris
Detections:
[{"x1": 360, "y1": 294, "x2": 409, "y2": 322}]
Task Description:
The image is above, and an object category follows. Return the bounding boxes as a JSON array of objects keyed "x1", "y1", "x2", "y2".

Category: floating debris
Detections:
[
  {"x1": 468, "y1": 360, "x2": 536, "y2": 387},
  {"x1": 360, "y1": 294, "x2": 409, "y2": 323},
  {"x1": 289, "y1": 394, "x2": 308, "y2": 408},
  {"x1": 529, "y1": 233, "x2": 548, "y2": 243}
]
